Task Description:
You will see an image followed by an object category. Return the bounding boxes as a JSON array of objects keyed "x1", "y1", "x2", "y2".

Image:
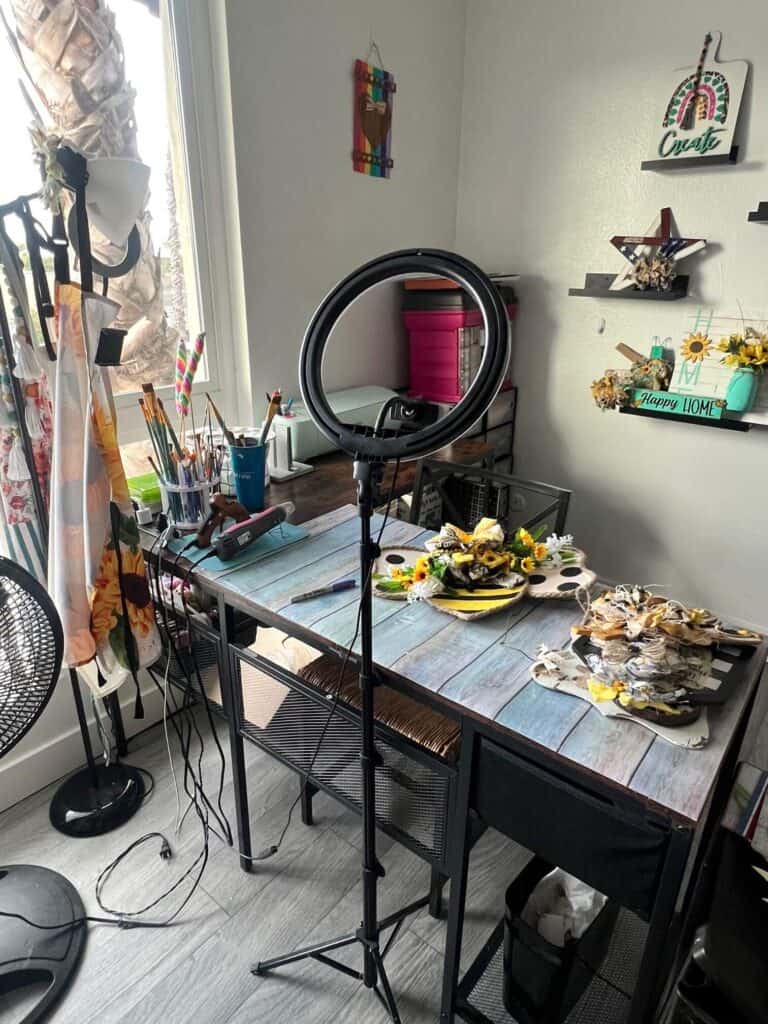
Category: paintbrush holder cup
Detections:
[{"x1": 161, "y1": 478, "x2": 217, "y2": 531}]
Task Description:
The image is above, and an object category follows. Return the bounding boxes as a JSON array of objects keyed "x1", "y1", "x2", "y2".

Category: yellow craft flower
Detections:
[
  {"x1": 414, "y1": 556, "x2": 431, "y2": 573},
  {"x1": 520, "y1": 556, "x2": 536, "y2": 574},
  {"x1": 412, "y1": 568, "x2": 428, "y2": 583},
  {"x1": 452, "y1": 552, "x2": 475, "y2": 565},
  {"x1": 390, "y1": 567, "x2": 403, "y2": 580},
  {"x1": 518, "y1": 529, "x2": 535, "y2": 550},
  {"x1": 534, "y1": 543, "x2": 548, "y2": 560},
  {"x1": 681, "y1": 333, "x2": 711, "y2": 362}
]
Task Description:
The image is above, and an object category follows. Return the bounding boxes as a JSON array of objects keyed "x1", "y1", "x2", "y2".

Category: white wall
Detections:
[
  {"x1": 456, "y1": 0, "x2": 768, "y2": 628},
  {"x1": 225, "y1": 0, "x2": 467, "y2": 399}
]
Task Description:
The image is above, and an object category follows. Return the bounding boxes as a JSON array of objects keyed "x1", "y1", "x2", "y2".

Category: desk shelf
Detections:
[
  {"x1": 569, "y1": 273, "x2": 689, "y2": 301},
  {"x1": 456, "y1": 909, "x2": 648, "y2": 1024}
]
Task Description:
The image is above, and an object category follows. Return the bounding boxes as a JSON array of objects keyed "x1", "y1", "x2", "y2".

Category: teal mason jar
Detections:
[{"x1": 725, "y1": 367, "x2": 758, "y2": 413}]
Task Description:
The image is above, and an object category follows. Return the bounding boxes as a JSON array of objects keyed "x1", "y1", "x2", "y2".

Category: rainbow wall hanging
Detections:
[
  {"x1": 352, "y1": 59, "x2": 396, "y2": 178},
  {"x1": 643, "y1": 32, "x2": 747, "y2": 168}
]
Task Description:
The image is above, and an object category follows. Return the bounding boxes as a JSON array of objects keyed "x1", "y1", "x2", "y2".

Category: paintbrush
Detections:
[
  {"x1": 259, "y1": 387, "x2": 282, "y2": 446},
  {"x1": 206, "y1": 392, "x2": 237, "y2": 446}
]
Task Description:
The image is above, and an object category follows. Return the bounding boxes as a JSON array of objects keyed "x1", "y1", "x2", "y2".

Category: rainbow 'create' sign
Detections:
[{"x1": 645, "y1": 32, "x2": 747, "y2": 165}]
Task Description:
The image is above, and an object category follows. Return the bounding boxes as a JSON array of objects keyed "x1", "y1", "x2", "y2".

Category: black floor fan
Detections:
[
  {"x1": 0, "y1": 556, "x2": 87, "y2": 1023},
  {"x1": 253, "y1": 250, "x2": 510, "y2": 1021}
]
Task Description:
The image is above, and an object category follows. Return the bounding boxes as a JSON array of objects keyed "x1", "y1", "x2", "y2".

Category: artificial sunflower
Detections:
[
  {"x1": 534, "y1": 543, "x2": 548, "y2": 560},
  {"x1": 518, "y1": 529, "x2": 535, "y2": 550},
  {"x1": 520, "y1": 556, "x2": 536, "y2": 574},
  {"x1": 681, "y1": 332, "x2": 711, "y2": 363},
  {"x1": 412, "y1": 567, "x2": 429, "y2": 583}
]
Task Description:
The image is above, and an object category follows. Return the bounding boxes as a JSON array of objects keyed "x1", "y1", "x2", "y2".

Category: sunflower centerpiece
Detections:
[{"x1": 375, "y1": 518, "x2": 575, "y2": 603}]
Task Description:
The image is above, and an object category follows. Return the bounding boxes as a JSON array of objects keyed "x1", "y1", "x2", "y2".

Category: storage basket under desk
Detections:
[{"x1": 229, "y1": 644, "x2": 459, "y2": 867}]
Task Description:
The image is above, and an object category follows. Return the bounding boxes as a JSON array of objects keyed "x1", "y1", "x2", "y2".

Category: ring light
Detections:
[
  {"x1": 299, "y1": 248, "x2": 510, "y2": 461},
  {"x1": 258, "y1": 248, "x2": 511, "y2": 1017}
]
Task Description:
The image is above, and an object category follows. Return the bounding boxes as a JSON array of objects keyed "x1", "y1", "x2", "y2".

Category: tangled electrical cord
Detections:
[{"x1": 1, "y1": 467, "x2": 401, "y2": 934}]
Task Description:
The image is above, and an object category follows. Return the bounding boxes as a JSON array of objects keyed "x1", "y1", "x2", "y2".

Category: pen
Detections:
[{"x1": 290, "y1": 580, "x2": 357, "y2": 604}]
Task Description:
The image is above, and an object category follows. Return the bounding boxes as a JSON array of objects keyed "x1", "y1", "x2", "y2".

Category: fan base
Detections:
[
  {"x1": 50, "y1": 763, "x2": 145, "y2": 837},
  {"x1": 0, "y1": 865, "x2": 86, "y2": 1023}
]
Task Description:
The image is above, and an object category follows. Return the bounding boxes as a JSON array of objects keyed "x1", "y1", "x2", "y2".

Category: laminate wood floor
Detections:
[{"x1": 0, "y1": 709, "x2": 529, "y2": 1024}]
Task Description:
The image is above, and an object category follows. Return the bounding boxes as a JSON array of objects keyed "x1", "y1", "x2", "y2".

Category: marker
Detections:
[{"x1": 290, "y1": 580, "x2": 357, "y2": 604}]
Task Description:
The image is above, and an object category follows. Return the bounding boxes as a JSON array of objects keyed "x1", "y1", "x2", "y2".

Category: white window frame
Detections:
[{"x1": 114, "y1": 0, "x2": 250, "y2": 443}]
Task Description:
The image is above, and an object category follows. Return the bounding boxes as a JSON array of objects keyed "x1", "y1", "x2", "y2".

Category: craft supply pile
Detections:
[{"x1": 533, "y1": 585, "x2": 762, "y2": 749}]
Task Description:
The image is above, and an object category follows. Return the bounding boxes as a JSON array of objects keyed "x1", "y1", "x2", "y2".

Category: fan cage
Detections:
[{"x1": 0, "y1": 564, "x2": 62, "y2": 759}]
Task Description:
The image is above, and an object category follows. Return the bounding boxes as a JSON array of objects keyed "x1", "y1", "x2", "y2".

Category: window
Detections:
[{"x1": 0, "y1": 0, "x2": 241, "y2": 441}]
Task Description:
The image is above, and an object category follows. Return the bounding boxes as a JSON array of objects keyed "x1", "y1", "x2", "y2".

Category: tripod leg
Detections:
[
  {"x1": 373, "y1": 947, "x2": 401, "y2": 1024},
  {"x1": 253, "y1": 930, "x2": 358, "y2": 975}
]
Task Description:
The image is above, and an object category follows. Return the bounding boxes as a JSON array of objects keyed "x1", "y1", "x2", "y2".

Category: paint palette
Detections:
[
  {"x1": 373, "y1": 546, "x2": 422, "y2": 600},
  {"x1": 525, "y1": 548, "x2": 597, "y2": 600}
]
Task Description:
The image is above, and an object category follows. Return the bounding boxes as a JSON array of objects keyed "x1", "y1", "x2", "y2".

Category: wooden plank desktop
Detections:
[{"x1": 183, "y1": 503, "x2": 766, "y2": 825}]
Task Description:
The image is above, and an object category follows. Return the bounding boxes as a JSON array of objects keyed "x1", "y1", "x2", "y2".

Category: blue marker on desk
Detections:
[{"x1": 290, "y1": 580, "x2": 357, "y2": 604}]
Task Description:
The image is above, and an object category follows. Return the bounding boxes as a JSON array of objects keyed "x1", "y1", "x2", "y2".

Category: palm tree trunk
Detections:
[{"x1": 5, "y1": 0, "x2": 180, "y2": 390}]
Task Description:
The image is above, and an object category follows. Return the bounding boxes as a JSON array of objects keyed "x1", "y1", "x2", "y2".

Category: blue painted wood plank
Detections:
[
  {"x1": 216, "y1": 512, "x2": 385, "y2": 597},
  {"x1": 496, "y1": 680, "x2": 589, "y2": 749},
  {"x1": 628, "y1": 674, "x2": 755, "y2": 821},
  {"x1": 439, "y1": 601, "x2": 581, "y2": 717},
  {"x1": 244, "y1": 520, "x2": 427, "y2": 620},
  {"x1": 559, "y1": 709, "x2": 654, "y2": 787}
]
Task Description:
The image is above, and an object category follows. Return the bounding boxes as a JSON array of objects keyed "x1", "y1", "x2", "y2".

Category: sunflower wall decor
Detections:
[{"x1": 681, "y1": 332, "x2": 712, "y2": 362}]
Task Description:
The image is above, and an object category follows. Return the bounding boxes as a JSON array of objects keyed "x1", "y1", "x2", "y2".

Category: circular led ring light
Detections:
[{"x1": 300, "y1": 249, "x2": 510, "y2": 461}]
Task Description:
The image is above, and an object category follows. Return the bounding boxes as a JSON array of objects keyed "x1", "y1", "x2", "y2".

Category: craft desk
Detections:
[{"x1": 144, "y1": 504, "x2": 766, "y2": 1024}]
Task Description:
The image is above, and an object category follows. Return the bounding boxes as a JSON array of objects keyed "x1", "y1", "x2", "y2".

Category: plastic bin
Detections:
[
  {"x1": 503, "y1": 858, "x2": 619, "y2": 1024},
  {"x1": 402, "y1": 285, "x2": 517, "y2": 403}
]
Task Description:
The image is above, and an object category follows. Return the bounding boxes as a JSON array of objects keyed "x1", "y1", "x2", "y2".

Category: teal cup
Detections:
[{"x1": 230, "y1": 441, "x2": 266, "y2": 511}]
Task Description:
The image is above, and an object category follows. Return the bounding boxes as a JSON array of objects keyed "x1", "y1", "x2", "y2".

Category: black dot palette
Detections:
[{"x1": 525, "y1": 548, "x2": 597, "y2": 600}]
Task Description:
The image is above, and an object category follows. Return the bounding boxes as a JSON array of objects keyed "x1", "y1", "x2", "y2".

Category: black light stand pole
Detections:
[
  {"x1": 356, "y1": 458, "x2": 391, "y2": 998},
  {"x1": 253, "y1": 249, "x2": 510, "y2": 1022},
  {"x1": 255, "y1": 457, "x2": 424, "y2": 1020}
]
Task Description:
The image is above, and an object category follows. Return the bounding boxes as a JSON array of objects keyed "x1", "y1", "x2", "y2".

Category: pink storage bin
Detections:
[{"x1": 404, "y1": 303, "x2": 517, "y2": 404}]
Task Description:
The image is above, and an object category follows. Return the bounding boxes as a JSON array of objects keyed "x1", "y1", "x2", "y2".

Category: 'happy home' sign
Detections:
[{"x1": 630, "y1": 388, "x2": 725, "y2": 420}]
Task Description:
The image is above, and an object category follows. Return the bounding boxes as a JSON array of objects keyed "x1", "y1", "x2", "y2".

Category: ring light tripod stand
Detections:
[{"x1": 253, "y1": 250, "x2": 510, "y2": 1021}]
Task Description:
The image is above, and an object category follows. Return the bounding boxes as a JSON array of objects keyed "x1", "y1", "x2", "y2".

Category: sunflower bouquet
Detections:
[
  {"x1": 717, "y1": 328, "x2": 768, "y2": 371},
  {"x1": 375, "y1": 518, "x2": 575, "y2": 602}
]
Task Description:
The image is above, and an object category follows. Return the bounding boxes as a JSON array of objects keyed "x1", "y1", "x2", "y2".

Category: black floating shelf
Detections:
[
  {"x1": 748, "y1": 202, "x2": 768, "y2": 223},
  {"x1": 569, "y1": 273, "x2": 689, "y2": 301},
  {"x1": 619, "y1": 406, "x2": 751, "y2": 431},
  {"x1": 641, "y1": 145, "x2": 739, "y2": 171}
]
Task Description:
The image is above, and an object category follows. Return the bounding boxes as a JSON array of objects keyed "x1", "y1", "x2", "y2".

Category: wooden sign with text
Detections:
[{"x1": 629, "y1": 388, "x2": 725, "y2": 420}]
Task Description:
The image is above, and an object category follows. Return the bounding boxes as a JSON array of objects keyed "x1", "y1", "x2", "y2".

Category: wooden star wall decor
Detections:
[{"x1": 609, "y1": 207, "x2": 706, "y2": 293}]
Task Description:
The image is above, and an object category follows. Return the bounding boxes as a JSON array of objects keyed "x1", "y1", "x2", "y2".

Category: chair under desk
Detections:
[{"x1": 144, "y1": 504, "x2": 766, "y2": 1024}]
